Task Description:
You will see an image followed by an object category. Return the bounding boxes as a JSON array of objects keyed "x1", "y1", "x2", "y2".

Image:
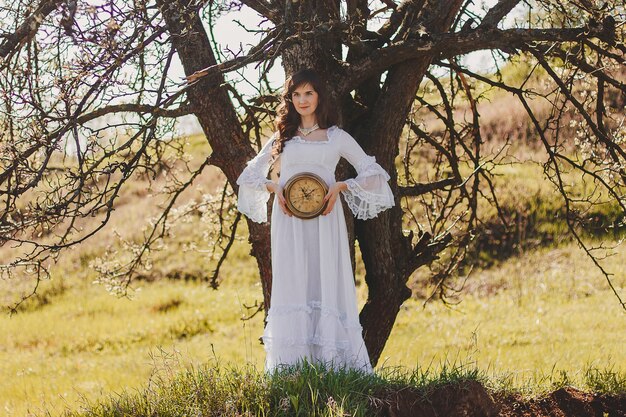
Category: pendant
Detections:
[{"x1": 298, "y1": 123, "x2": 319, "y2": 136}]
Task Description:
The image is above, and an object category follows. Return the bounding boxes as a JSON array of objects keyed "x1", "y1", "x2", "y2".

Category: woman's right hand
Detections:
[{"x1": 266, "y1": 182, "x2": 293, "y2": 217}]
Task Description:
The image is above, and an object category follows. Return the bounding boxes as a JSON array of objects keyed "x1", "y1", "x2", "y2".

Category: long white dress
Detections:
[{"x1": 236, "y1": 125, "x2": 394, "y2": 373}]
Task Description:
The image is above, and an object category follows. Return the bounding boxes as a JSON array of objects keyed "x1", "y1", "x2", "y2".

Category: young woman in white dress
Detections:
[{"x1": 236, "y1": 68, "x2": 394, "y2": 373}]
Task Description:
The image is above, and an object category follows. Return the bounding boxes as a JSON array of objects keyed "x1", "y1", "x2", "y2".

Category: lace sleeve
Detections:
[
  {"x1": 236, "y1": 133, "x2": 276, "y2": 223},
  {"x1": 338, "y1": 130, "x2": 395, "y2": 220}
]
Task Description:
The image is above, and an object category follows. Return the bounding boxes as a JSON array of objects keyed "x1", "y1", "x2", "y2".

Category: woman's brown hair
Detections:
[{"x1": 272, "y1": 68, "x2": 337, "y2": 159}]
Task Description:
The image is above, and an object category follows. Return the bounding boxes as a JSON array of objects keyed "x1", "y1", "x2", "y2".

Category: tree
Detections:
[{"x1": 0, "y1": 0, "x2": 624, "y2": 366}]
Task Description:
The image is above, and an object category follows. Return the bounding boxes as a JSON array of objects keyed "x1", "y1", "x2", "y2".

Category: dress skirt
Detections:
[{"x1": 263, "y1": 196, "x2": 372, "y2": 372}]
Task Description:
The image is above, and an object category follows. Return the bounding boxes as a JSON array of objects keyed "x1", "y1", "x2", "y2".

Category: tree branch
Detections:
[
  {"x1": 183, "y1": 25, "x2": 283, "y2": 83},
  {"x1": 76, "y1": 103, "x2": 195, "y2": 125},
  {"x1": 0, "y1": 0, "x2": 63, "y2": 58},
  {"x1": 238, "y1": 0, "x2": 281, "y2": 22},
  {"x1": 340, "y1": 20, "x2": 617, "y2": 95},
  {"x1": 399, "y1": 178, "x2": 460, "y2": 196},
  {"x1": 479, "y1": 0, "x2": 522, "y2": 28},
  {"x1": 547, "y1": 46, "x2": 626, "y2": 94}
]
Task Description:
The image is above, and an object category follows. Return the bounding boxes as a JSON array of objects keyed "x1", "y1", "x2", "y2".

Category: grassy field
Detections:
[
  {"x1": 1, "y1": 224, "x2": 624, "y2": 415},
  {"x1": 1, "y1": 126, "x2": 625, "y2": 415}
]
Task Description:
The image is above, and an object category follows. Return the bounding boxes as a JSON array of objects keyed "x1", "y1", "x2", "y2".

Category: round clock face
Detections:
[{"x1": 283, "y1": 173, "x2": 329, "y2": 219}]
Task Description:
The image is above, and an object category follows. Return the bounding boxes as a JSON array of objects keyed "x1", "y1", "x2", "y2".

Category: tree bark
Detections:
[
  {"x1": 157, "y1": 0, "x2": 273, "y2": 309},
  {"x1": 348, "y1": 0, "x2": 465, "y2": 366}
]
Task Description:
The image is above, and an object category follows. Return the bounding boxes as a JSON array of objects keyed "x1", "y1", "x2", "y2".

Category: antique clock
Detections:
[{"x1": 283, "y1": 172, "x2": 329, "y2": 219}]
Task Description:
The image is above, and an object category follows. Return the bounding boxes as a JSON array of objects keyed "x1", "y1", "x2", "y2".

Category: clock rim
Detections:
[{"x1": 283, "y1": 172, "x2": 329, "y2": 219}]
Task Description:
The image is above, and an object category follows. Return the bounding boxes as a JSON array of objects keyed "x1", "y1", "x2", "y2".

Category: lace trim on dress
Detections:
[
  {"x1": 236, "y1": 186, "x2": 271, "y2": 223},
  {"x1": 236, "y1": 161, "x2": 273, "y2": 190},
  {"x1": 342, "y1": 157, "x2": 394, "y2": 220},
  {"x1": 268, "y1": 301, "x2": 363, "y2": 331},
  {"x1": 263, "y1": 300, "x2": 365, "y2": 352},
  {"x1": 353, "y1": 156, "x2": 391, "y2": 181},
  {"x1": 288, "y1": 125, "x2": 339, "y2": 144},
  {"x1": 236, "y1": 135, "x2": 277, "y2": 223},
  {"x1": 262, "y1": 335, "x2": 352, "y2": 351},
  {"x1": 236, "y1": 162, "x2": 272, "y2": 223},
  {"x1": 343, "y1": 180, "x2": 394, "y2": 220}
]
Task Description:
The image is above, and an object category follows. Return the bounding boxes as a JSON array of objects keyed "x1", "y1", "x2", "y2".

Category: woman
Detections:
[{"x1": 236, "y1": 68, "x2": 394, "y2": 373}]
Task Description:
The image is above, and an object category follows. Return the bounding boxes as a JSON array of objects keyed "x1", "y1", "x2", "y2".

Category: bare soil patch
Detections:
[{"x1": 374, "y1": 383, "x2": 625, "y2": 416}]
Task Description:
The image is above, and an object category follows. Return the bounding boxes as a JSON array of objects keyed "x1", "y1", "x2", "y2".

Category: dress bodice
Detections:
[{"x1": 279, "y1": 126, "x2": 342, "y2": 187}]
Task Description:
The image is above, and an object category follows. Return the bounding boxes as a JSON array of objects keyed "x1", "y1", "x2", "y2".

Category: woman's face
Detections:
[{"x1": 291, "y1": 83, "x2": 319, "y2": 118}]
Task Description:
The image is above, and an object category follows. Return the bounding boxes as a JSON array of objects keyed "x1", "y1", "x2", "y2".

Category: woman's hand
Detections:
[
  {"x1": 322, "y1": 182, "x2": 347, "y2": 215},
  {"x1": 266, "y1": 182, "x2": 293, "y2": 217}
]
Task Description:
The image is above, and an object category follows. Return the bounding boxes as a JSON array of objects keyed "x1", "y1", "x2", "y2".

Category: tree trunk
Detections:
[
  {"x1": 351, "y1": 0, "x2": 465, "y2": 366},
  {"x1": 157, "y1": 0, "x2": 273, "y2": 309}
]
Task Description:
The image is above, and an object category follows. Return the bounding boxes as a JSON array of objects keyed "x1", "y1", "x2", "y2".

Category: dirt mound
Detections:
[
  {"x1": 374, "y1": 380, "x2": 498, "y2": 416},
  {"x1": 374, "y1": 383, "x2": 625, "y2": 417},
  {"x1": 497, "y1": 387, "x2": 626, "y2": 417}
]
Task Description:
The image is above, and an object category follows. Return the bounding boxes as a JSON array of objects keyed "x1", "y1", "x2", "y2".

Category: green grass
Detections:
[
  {"x1": 1, "y1": 130, "x2": 625, "y2": 415},
  {"x1": 1, "y1": 234, "x2": 624, "y2": 416},
  {"x1": 61, "y1": 359, "x2": 625, "y2": 416},
  {"x1": 64, "y1": 360, "x2": 487, "y2": 417},
  {"x1": 0, "y1": 275, "x2": 266, "y2": 416}
]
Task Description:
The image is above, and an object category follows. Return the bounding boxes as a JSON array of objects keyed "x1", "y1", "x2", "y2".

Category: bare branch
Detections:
[
  {"x1": 399, "y1": 178, "x2": 460, "y2": 196},
  {"x1": 340, "y1": 20, "x2": 616, "y2": 94},
  {"x1": 76, "y1": 103, "x2": 195, "y2": 125},
  {"x1": 479, "y1": 0, "x2": 522, "y2": 28},
  {"x1": 0, "y1": 0, "x2": 63, "y2": 58},
  {"x1": 238, "y1": 0, "x2": 280, "y2": 22}
]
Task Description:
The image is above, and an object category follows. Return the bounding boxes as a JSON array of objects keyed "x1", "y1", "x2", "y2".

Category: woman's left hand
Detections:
[{"x1": 322, "y1": 182, "x2": 347, "y2": 215}]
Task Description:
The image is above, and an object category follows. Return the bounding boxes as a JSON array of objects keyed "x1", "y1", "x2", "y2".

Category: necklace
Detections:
[{"x1": 298, "y1": 123, "x2": 319, "y2": 136}]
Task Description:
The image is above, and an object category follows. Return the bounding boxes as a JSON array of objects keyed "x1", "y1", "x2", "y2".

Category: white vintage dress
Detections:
[{"x1": 236, "y1": 125, "x2": 394, "y2": 372}]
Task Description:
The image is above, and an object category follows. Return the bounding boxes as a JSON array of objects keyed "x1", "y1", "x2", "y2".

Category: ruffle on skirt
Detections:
[{"x1": 262, "y1": 301, "x2": 372, "y2": 373}]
